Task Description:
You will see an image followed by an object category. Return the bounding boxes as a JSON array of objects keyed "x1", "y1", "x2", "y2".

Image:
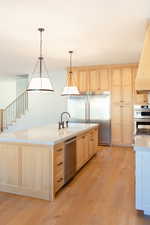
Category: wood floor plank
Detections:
[{"x1": 0, "y1": 147, "x2": 150, "y2": 225}]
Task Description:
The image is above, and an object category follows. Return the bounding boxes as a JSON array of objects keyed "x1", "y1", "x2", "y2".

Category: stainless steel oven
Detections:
[
  {"x1": 134, "y1": 105, "x2": 150, "y2": 135},
  {"x1": 134, "y1": 105, "x2": 150, "y2": 119}
]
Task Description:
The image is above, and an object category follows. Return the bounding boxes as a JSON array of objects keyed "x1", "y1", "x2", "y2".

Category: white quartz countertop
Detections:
[
  {"x1": 0, "y1": 123, "x2": 98, "y2": 146},
  {"x1": 134, "y1": 135, "x2": 150, "y2": 152}
]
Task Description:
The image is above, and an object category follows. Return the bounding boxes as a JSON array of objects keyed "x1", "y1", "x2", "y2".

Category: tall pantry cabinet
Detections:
[{"x1": 111, "y1": 68, "x2": 133, "y2": 146}]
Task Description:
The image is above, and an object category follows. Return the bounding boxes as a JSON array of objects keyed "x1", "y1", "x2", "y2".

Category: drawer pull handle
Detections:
[
  {"x1": 57, "y1": 162, "x2": 63, "y2": 166},
  {"x1": 56, "y1": 148, "x2": 63, "y2": 152},
  {"x1": 57, "y1": 178, "x2": 63, "y2": 183}
]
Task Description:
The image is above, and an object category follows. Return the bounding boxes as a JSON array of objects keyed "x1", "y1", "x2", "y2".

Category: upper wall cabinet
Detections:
[
  {"x1": 122, "y1": 68, "x2": 133, "y2": 105},
  {"x1": 67, "y1": 70, "x2": 89, "y2": 93},
  {"x1": 111, "y1": 67, "x2": 133, "y2": 105},
  {"x1": 78, "y1": 71, "x2": 89, "y2": 92},
  {"x1": 89, "y1": 69, "x2": 110, "y2": 92},
  {"x1": 68, "y1": 66, "x2": 110, "y2": 93},
  {"x1": 111, "y1": 69, "x2": 122, "y2": 104}
]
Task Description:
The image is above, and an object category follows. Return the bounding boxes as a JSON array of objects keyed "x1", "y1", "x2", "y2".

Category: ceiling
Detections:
[{"x1": 0, "y1": 0, "x2": 149, "y2": 77}]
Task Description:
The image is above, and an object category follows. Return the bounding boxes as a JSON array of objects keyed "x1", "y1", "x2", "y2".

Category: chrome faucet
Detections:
[{"x1": 59, "y1": 112, "x2": 71, "y2": 129}]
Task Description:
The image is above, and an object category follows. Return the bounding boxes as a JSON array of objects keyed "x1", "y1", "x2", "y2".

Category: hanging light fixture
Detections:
[
  {"x1": 62, "y1": 51, "x2": 80, "y2": 95},
  {"x1": 27, "y1": 28, "x2": 54, "y2": 92}
]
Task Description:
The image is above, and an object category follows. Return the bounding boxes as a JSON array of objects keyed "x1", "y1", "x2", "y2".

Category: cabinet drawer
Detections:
[
  {"x1": 54, "y1": 143, "x2": 64, "y2": 162},
  {"x1": 55, "y1": 161, "x2": 64, "y2": 176},
  {"x1": 55, "y1": 174, "x2": 64, "y2": 192},
  {"x1": 55, "y1": 154, "x2": 64, "y2": 166}
]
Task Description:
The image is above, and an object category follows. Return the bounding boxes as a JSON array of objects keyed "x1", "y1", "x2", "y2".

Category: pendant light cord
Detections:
[
  {"x1": 68, "y1": 51, "x2": 73, "y2": 84},
  {"x1": 38, "y1": 28, "x2": 44, "y2": 78},
  {"x1": 69, "y1": 51, "x2": 73, "y2": 74}
]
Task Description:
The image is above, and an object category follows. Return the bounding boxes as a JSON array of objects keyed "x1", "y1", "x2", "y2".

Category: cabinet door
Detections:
[
  {"x1": 111, "y1": 69, "x2": 122, "y2": 104},
  {"x1": 21, "y1": 146, "x2": 49, "y2": 192},
  {"x1": 0, "y1": 145, "x2": 19, "y2": 187},
  {"x1": 88, "y1": 131, "x2": 95, "y2": 157},
  {"x1": 111, "y1": 104, "x2": 122, "y2": 145},
  {"x1": 99, "y1": 69, "x2": 110, "y2": 91},
  {"x1": 89, "y1": 70, "x2": 100, "y2": 92},
  {"x1": 78, "y1": 71, "x2": 89, "y2": 92},
  {"x1": 82, "y1": 134, "x2": 89, "y2": 162},
  {"x1": 122, "y1": 105, "x2": 133, "y2": 145},
  {"x1": 93, "y1": 128, "x2": 98, "y2": 154},
  {"x1": 122, "y1": 68, "x2": 133, "y2": 105},
  {"x1": 76, "y1": 136, "x2": 84, "y2": 170}
]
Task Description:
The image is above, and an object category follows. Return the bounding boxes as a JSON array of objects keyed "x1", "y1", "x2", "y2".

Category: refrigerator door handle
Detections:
[
  {"x1": 85, "y1": 102, "x2": 88, "y2": 122},
  {"x1": 87, "y1": 99, "x2": 90, "y2": 122}
]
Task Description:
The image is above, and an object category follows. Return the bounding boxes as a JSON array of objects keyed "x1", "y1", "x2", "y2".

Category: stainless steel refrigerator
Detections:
[{"x1": 67, "y1": 93, "x2": 111, "y2": 146}]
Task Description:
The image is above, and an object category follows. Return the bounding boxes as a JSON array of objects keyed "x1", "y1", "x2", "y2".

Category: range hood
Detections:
[{"x1": 135, "y1": 24, "x2": 150, "y2": 93}]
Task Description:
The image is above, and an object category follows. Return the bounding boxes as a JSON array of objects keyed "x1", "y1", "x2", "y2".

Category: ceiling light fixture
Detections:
[
  {"x1": 27, "y1": 28, "x2": 54, "y2": 92},
  {"x1": 62, "y1": 51, "x2": 80, "y2": 96}
]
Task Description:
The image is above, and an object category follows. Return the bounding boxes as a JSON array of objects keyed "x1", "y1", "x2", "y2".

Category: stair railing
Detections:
[{"x1": 0, "y1": 91, "x2": 28, "y2": 132}]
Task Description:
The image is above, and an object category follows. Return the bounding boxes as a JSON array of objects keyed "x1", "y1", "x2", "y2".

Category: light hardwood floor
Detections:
[{"x1": 0, "y1": 147, "x2": 150, "y2": 225}]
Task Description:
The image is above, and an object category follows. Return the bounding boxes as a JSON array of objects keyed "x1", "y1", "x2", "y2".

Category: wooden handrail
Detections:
[{"x1": 0, "y1": 90, "x2": 28, "y2": 132}]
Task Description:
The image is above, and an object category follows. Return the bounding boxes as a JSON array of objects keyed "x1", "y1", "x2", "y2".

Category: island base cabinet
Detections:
[
  {"x1": 76, "y1": 133, "x2": 89, "y2": 170},
  {"x1": 76, "y1": 128, "x2": 98, "y2": 171},
  {"x1": 0, "y1": 126, "x2": 98, "y2": 200},
  {"x1": 0, "y1": 144, "x2": 52, "y2": 200},
  {"x1": 135, "y1": 151, "x2": 150, "y2": 215}
]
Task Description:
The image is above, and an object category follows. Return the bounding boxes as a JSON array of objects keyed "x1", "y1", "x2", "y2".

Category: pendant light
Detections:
[
  {"x1": 62, "y1": 51, "x2": 80, "y2": 95},
  {"x1": 27, "y1": 28, "x2": 54, "y2": 92}
]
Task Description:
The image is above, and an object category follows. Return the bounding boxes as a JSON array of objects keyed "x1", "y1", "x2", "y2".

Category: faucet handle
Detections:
[
  {"x1": 66, "y1": 121, "x2": 69, "y2": 128},
  {"x1": 58, "y1": 122, "x2": 62, "y2": 130},
  {"x1": 62, "y1": 121, "x2": 65, "y2": 128}
]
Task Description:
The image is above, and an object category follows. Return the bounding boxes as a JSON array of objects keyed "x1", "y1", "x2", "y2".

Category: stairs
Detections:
[{"x1": 0, "y1": 91, "x2": 28, "y2": 132}]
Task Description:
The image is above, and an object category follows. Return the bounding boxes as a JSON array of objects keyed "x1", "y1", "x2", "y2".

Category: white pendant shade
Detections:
[
  {"x1": 27, "y1": 77, "x2": 54, "y2": 92},
  {"x1": 62, "y1": 86, "x2": 80, "y2": 95}
]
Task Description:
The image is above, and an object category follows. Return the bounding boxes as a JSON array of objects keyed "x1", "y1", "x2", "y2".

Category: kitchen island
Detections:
[
  {"x1": 134, "y1": 135, "x2": 150, "y2": 215},
  {"x1": 0, "y1": 123, "x2": 98, "y2": 200}
]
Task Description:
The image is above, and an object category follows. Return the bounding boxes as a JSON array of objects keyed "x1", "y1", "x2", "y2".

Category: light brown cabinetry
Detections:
[
  {"x1": 76, "y1": 133, "x2": 89, "y2": 170},
  {"x1": 54, "y1": 143, "x2": 64, "y2": 193},
  {"x1": 69, "y1": 67, "x2": 110, "y2": 93},
  {"x1": 111, "y1": 68, "x2": 133, "y2": 146},
  {"x1": 68, "y1": 63, "x2": 138, "y2": 146},
  {"x1": 76, "y1": 128, "x2": 98, "y2": 170},
  {"x1": 0, "y1": 143, "x2": 51, "y2": 200},
  {"x1": 68, "y1": 70, "x2": 89, "y2": 92},
  {"x1": 88, "y1": 128, "x2": 98, "y2": 157},
  {"x1": 89, "y1": 69, "x2": 110, "y2": 92},
  {"x1": 54, "y1": 127, "x2": 98, "y2": 193}
]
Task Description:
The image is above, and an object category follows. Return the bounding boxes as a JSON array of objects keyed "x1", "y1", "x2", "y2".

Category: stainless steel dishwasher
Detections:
[{"x1": 64, "y1": 137, "x2": 76, "y2": 184}]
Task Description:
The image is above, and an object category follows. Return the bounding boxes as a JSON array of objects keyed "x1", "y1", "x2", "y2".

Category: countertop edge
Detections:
[{"x1": 0, "y1": 124, "x2": 99, "y2": 146}]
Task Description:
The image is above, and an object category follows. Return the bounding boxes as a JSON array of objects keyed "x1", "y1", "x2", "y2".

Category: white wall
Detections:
[
  {"x1": 0, "y1": 80, "x2": 16, "y2": 109},
  {"x1": 8, "y1": 70, "x2": 67, "y2": 131},
  {"x1": 16, "y1": 75, "x2": 28, "y2": 96}
]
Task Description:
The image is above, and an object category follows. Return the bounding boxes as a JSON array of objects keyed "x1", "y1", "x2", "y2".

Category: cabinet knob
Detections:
[
  {"x1": 57, "y1": 178, "x2": 63, "y2": 183},
  {"x1": 56, "y1": 148, "x2": 63, "y2": 152},
  {"x1": 57, "y1": 162, "x2": 63, "y2": 166}
]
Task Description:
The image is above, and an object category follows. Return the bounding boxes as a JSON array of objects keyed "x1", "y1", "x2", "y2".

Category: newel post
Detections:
[{"x1": 0, "y1": 109, "x2": 4, "y2": 132}]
